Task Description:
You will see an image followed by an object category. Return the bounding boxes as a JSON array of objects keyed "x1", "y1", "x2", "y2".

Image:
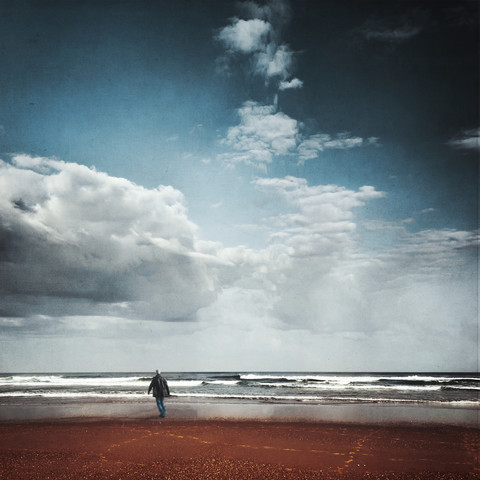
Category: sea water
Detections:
[{"x1": 0, "y1": 372, "x2": 478, "y2": 407}]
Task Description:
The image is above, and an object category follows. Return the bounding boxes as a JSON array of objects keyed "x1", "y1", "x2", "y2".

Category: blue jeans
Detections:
[{"x1": 155, "y1": 396, "x2": 166, "y2": 417}]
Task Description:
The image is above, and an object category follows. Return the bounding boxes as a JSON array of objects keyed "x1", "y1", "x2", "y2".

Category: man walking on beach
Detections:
[{"x1": 148, "y1": 370, "x2": 170, "y2": 418}]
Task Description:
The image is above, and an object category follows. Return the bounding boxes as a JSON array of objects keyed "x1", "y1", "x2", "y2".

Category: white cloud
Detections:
[
  {"x1": 358, "y1": 11, "x2": 426, "y2": 44},
  {"x1": 0, "y1": 156, "x2": 233, "y2": 322},
  {"x1": 253, "y1": 177, "x2": 385, "y2": 245},
  {"x1": 298, "y1": 133, "x2": 379, "y2": 163},
  {"x1": 420, "y1": 207, "x2": 435, "y2": 214},
  {"x1": 216, "y1": 1, "x2": 299, "y2": 89},
  {"x1": 279, "y1": 77, "x2": 303, "y2": 90},
  {"x1": 219, "y1": 101, "x2": 298, "y2": 168},
  {"x1": 1, "y1": 160, "x2": 477, "y2": 371},
  {"x1": 217, "y1": 18, "x2": 271, "y2": 53},
  {"x1": 219, "y1": 103, "x2": 380, "y2": 168},
  {"x1": 215, "y1": 3, "x2": 379, "y2": 169},
  {"x1": 255, "y1": 43, "x2": 293, "y2": 80},
  {"x1": 362, "y1": 25, "x2": 422, "y2": 42},
  {"x1": 237, "y1": 179, "x2": 478, "y2": 362},
  {"x1": 447, "y1": 127, "x2": 480, "y2": 152},
  {"x1": 385, "y1": 228, "x2": 479, "y2": 277},
  {"x1": 239, "y1": 178, "x2": 383, "y2": 331}
]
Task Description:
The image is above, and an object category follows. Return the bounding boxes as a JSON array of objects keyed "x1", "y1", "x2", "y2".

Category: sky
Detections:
[{"x1": 0, "y1": 0, "x2": 478, "y2": 373}]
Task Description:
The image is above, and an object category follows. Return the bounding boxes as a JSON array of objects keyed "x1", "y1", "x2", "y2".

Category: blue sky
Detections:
[{"x1": 0, "y1": 0, "x2": 478, "y2": 372}]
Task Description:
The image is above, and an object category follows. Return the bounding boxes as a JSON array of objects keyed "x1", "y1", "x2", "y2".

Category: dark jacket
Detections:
[{"x1": 148, "y1": 374, "x2": 170, "y2": 398}]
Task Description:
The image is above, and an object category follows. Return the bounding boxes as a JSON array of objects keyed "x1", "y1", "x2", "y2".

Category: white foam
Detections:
[
  {"x1": 169, "y1": 380, "x2": 204, "y2": 387},
  {"x1": 0, "y1": 375, "x2": 148, "y2": 388},
  {"x1": 206, "y1": 380, "x2": 240, "y2": 386}
]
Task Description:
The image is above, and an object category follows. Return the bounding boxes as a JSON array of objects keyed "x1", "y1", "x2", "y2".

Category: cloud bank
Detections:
[
  {"x1": 0, "y1": 156, "x2": 225, "y2": 322},
  {"x1": 1, "y1": 156, "x2": 391, "y2": 332},
  {"x1": 0, "y1": 155, "x2": 477, "y2": 370}
]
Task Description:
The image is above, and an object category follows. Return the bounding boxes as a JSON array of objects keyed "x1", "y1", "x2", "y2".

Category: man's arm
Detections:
[{"x1": 163, "y1": 378, "x2": 170, "y2": 396}]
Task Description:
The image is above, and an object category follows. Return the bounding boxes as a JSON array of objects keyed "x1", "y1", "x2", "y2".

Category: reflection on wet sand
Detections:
[{"x1": 1, "y1": 397, "x2": 478, "y2": 426}]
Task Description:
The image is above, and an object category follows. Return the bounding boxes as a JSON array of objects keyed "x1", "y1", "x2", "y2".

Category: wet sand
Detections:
[
  {"x1": 1, "y1": 418, "x2": 479, "y2": 479},
  {"x1": 1, "y1": 397, "x2": 479, "y2": 426}
]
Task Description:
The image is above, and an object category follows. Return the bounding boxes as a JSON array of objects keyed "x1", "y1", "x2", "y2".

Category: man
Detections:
[{"x1": 148, "y1": 369, "x2": 170, "y2": 418}]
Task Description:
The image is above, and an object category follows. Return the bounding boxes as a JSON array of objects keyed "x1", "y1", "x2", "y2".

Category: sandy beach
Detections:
[
  {"x1": 1, "y1": 396, "x2": 479, "y2": 478},
  {"x1": 1, "y1": 415, "x2": 479, "y2": 479}
]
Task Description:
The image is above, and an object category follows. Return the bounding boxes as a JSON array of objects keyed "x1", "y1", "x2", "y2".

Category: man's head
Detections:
[{"x1": 156, "y1": 369, "x2": 160, "y2": 374}]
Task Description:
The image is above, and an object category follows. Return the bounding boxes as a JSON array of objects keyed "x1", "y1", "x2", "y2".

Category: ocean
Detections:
[{"x1": 1, "y1": 372, "x2": 479, "y2": 407}]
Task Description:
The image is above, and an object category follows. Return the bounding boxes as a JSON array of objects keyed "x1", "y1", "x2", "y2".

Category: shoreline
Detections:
[{"x1": 1, "y1": 396, "x2": 478, "y2": 427}]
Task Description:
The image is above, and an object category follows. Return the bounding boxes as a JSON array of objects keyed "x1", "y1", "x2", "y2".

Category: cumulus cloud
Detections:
[
  {"x1": 217, "y1": 18, "x2": 271, "y2": 53},
  {"x1": 219, "y1": 102, "x2": 379, "y2": 168},
  {"x1": 232, "y1": 177, "x2": 477, "y2": 342},
  {"x1": 447, "y1": 127, "x2": 480, "y2": 152},
  {"x1": 216, "y1": 0, "x2": 300, "y2": 87},
  {"x1": 219, "y1": 101, "x2": 298, "y2": 168},
  {"x1": 1, "y1": 159, "x2": 477, "y2": 370},
  {"x1": 216, "y1": 1, "x2": 379, "y2": 169},
  {"x1": 254, "y1": 43, "x2": 293, "y2": 80},
  {"x1": 0, "y1": 156, "x2": 232, "y2": 323},
  {"x1": 239, "y1": 177, "x2": 384, "y2": 330},
  {"x1": 253, "y1": 177, "x2": 385, "y2": 254}
]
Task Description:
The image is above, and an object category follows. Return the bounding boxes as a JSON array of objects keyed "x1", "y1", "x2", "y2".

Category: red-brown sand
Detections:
[{"x1": 0, "y1": 419, "x2": 478, "y2": 479}]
